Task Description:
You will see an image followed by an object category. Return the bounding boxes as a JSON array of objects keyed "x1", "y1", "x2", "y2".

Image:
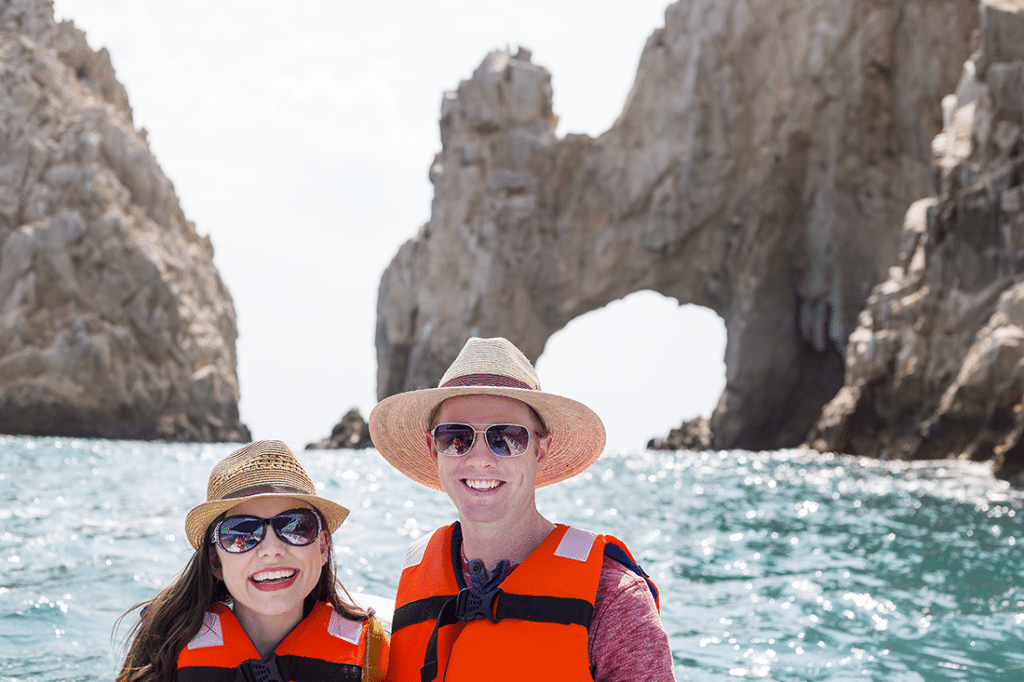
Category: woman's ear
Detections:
[
  {"x1": 209, "y1": 550, "x2": 223, "y2": 581},
  {"x1": 319, "y1": 532, "x2": 329, "y2": 567}
]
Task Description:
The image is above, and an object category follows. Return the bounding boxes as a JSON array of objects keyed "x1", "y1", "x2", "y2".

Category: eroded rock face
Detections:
[
  {"x1": 647, "y1": 416, "x2": 712, "y2": 452},
  {"x1": 809, "y1": 0, "x2": 1024, "y2": 484},
  {"x1": 0, "y1": 0, "x2": 250, "y2": 442},
  {"x1": 376, "y1": 0, "x2": 977, "y2": 451},
  {"x1": 305, "y1": 408, "x2": 372, "y2": 450}
]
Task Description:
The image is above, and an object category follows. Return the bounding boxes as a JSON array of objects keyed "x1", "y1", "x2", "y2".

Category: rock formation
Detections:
[
  {"x1": 0, "y1": 0, "x2": 250, "y2": 442},
  {"x1": 306, "y1": 407, "x2": 373, "y2": 450},
  {"x1": 376, "y1": 0, "x2": 977, "y2": 450},
  {"x1": 648, "y1": 416, "x2": 712, "y2": 451},
  {"x1": 809, "y1": 0, "x2": 1024, "y2": 485}
]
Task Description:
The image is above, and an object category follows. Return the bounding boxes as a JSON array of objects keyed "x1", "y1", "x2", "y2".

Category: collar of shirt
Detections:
[{"x1": 460, "y1": 547, "x2": 516, "y2": 592}]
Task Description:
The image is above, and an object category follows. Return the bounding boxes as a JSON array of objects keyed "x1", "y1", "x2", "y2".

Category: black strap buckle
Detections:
[
  {"x1": 455, "y1": 587, "x2": 502, "y2": 623},
  {"x1": 237, "y1": 656, "x2": 284, "y2": 682}
]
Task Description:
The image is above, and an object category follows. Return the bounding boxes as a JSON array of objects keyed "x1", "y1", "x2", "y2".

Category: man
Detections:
[{"x1": 369, "y1": 337, "x2": 675, "y2": 681}]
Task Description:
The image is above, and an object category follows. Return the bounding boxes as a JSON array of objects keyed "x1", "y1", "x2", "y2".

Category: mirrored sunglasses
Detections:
[
  {"x1": 431, "y1": 423, "x2": 532, "y2": 457},
  {"x1": 211, "y1": 508, "x2": 322, "y2": 553}
]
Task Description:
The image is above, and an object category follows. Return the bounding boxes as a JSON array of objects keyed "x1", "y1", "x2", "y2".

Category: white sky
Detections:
[{"x1": 50, "y1": 0, "x2": 726, "y2": 451}]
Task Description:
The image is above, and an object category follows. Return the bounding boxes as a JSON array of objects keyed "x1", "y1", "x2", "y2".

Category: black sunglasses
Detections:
[
  {"x1": 431, "y1": 423, "x2": 532, "y2": 457},
  {"x1": 211, "y1": 508, "x2": 322, "y2": 554}
]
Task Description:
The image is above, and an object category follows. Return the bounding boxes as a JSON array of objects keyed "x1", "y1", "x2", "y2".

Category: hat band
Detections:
[
  {"x1": 440, "y1": 373, "x2": 534, "y2": 390},
  {"x1": 221, "y1": 484, "x2": 313, "y2": 500}
]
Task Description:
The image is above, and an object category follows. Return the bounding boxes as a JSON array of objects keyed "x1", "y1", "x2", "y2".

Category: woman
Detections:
[{"x1": 117, "y1": 440, "x2": 388, "y2": 682}]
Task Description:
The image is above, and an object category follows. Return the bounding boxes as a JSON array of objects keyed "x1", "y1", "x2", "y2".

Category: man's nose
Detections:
[{"x1": 463, "y1": 431, "x2": 495, "y2": 462}]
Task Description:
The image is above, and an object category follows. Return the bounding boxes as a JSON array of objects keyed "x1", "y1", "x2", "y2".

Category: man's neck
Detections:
[{"x1": 458, "y1": 511, "x2": 556, "y2": 569}]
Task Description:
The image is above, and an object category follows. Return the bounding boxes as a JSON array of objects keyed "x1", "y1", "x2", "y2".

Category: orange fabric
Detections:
[
  {"x1": 388, "y1": 524, "x2": 621, "y2": 682},
  {"x1": 177, "y1": 601, "x2": 376, "y2": 680}
]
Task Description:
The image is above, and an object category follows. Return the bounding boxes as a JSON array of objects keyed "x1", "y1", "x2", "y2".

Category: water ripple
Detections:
[{"x1": 2, "y1": 439, "x2": 1023, "y2": 681}]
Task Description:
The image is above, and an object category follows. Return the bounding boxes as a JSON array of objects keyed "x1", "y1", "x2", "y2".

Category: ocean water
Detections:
[{"x1": 1, "y1": 436, "x2": 1022, "y2": 681}]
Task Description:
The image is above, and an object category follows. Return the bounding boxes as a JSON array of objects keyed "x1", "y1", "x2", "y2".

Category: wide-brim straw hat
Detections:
[
  {"x1": 184, "y1": 440, "x2": 350, "y2": 549},
  {"x1": 369, "y1": 337, "x2": 605, "y2": 491}
]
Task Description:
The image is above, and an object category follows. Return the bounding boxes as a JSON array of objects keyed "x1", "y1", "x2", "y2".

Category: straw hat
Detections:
[
  {"x1": 369, "y1": 337, "x2": 605, "y2": 491},
  {"x1": 184, "y1": 440, "x2": 350, "y2": 549}
]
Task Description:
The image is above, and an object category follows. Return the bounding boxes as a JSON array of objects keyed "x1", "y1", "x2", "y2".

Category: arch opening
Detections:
[{"x1": 534, "y1": 291, "x2": 726, "y2": 453}]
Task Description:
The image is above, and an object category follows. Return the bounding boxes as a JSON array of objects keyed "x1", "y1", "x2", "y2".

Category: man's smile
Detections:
[{"x1": 464, "y1": 479, "x2": 502, "y2": 491}]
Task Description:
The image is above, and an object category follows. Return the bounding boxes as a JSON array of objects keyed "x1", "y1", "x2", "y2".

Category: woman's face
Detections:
[{"x1": 209, "y1": 496, "x2": 328, "y2": 634}]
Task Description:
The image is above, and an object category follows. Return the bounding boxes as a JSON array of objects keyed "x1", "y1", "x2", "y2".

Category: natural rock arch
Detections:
[
  {"x1": 534, "y1": 291, "x2": 727, "y2": 448},
  {"x1": 376, "y1": 0, "x2": 978, "y2": 450}
]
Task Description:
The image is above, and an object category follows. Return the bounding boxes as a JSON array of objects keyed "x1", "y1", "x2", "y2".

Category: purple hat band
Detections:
[{"x1": 440, "y1": 373, "x2": 534, "y2": 390}]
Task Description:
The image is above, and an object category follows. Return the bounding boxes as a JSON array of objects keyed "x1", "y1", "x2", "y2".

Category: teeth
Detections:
[
  {"x1": 465, "y1": 479, "x2": 501, "y2": 490},
  {"x1": 252, "y1": 569, "x2": 296, "y2": 583}
]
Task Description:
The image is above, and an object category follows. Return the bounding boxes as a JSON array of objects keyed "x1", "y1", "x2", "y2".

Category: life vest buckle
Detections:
[
  {"x1": 237, "y1": 655, "x2": 284, "y2": 682},
  {"x1": 455, "y1": 587, "x2": 502, "y2": 623}
]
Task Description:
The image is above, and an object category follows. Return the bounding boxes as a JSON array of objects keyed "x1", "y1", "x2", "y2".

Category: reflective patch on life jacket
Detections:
[
  {"x1": 403, "y1": 528, "x2": 438, "y2": 569},
  {"x1": 327, "y1": 608, "x2": 364, "y2": 645},
  {"x1": 186, "y1": 610, "x2": 224, "y2": 649},
  {"x1": 553, "y1": 527, "x2": 598, "y2": 562}
]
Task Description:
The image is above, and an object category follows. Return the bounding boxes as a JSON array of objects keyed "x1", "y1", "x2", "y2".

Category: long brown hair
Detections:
[{"x1": 115, "y1": 506, "x2": 369, "y2": 682}]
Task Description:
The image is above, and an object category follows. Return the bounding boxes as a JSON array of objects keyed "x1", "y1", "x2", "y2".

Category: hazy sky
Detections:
[{"x1": 50, "y1": 0, "x2": 727, "y2": 451}]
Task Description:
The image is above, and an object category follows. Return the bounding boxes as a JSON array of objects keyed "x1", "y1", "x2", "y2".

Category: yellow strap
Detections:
[{"x1": 363, "y1": 616, "x2": 390, "y2": 682}]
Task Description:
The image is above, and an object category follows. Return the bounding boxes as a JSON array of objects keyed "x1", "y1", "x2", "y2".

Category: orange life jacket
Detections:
[
  {"x1": 177, "y1": 600, "x2": 372, "y2": 682},
  {"x1": 387, "y1": 522, "x2": 658, "y2": 682}
]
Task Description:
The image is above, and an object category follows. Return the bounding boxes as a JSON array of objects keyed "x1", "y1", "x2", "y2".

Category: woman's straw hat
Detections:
[
  {"x1": 369, "y1": 337, "x2": 605, "y2": 490},
  {"x1": 184, "y1": 440, "x2": 350, "y2": 549}
]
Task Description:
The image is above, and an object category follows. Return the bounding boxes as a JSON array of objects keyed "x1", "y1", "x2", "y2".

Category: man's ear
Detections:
[
  {"x1": 424, "y1": 432, "x2": 437, "y2": 464},
  {"x1": 209, "y1": 550, "x2": 223, "y2": 581},
  {"x1": 536, "y1": 434, "x2": 552, "y2": 465}
]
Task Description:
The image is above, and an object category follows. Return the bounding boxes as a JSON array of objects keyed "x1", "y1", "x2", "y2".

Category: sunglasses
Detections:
[
  {"x1": 431, "y1": 423, "x2": 532, "y2": 457},
  {"x1": 211, "y1": 508, "x2": 322, "y2": 554}
]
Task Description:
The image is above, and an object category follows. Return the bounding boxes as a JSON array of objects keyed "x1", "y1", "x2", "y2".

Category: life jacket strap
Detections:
[
  {"x1": 394, "y1": 589, "x2": 594, "y2": 633},
  {"x1": 604, "y1": 543, "x2": 660, "y2": 609},
  {"x1": 276, "y1": 655, "x2": 362, "y2": 682},
  {"x1": 178, "y1": 656, "x2": 363, "y2": 682},
  {"x1": 412, "y1": 589, "x2": 594, "y2": 682},
  {"x1": 393, "y1": 595, "x2": 452, "y2": 632}
]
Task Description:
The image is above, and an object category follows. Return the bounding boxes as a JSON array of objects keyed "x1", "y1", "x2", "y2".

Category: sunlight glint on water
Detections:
[{"x1": 1, "y1": 437, "x2": 1022, "y2": 681}]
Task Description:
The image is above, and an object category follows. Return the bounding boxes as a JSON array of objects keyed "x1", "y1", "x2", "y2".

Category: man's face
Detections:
[{"x1": 426, "y1": 395, "x2": 550, "y2": 526}]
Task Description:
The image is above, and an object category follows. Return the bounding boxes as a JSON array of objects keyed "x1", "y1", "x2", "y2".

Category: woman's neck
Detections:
[{"x1": 233, "y1": 603, "x2": 303, "y2": 659}]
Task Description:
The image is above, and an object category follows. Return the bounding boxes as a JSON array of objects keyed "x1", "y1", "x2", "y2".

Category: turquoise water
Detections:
[{"x1": 1, "y1": 436, "x2": 1022, "y2": 681}]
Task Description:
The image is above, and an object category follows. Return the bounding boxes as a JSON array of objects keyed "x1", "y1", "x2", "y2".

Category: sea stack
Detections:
[{"x1": 0, "y1": 0, "x2": 250, "y2": 442}]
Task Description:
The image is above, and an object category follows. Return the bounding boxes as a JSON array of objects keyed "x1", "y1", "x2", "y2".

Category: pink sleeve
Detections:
[{"x1": 588, "y1": 557, "x2": 676, "y2": 682}]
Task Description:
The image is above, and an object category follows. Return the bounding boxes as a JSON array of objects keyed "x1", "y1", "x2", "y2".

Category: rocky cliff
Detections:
[
  {"x1": 376, "y1": 1, "x2": 978, "y2": 448},
  {"x1": 0, "y1": 0, "x2": 250, "y2": 442},
  {"x1": 809, "y1": 0, "x2": 1024, "y2": 485}
]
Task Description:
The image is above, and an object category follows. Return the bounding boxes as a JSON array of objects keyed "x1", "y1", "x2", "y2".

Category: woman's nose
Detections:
[{"x1": 256, "y1": 528, "x2": 287, "y2": 556}]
